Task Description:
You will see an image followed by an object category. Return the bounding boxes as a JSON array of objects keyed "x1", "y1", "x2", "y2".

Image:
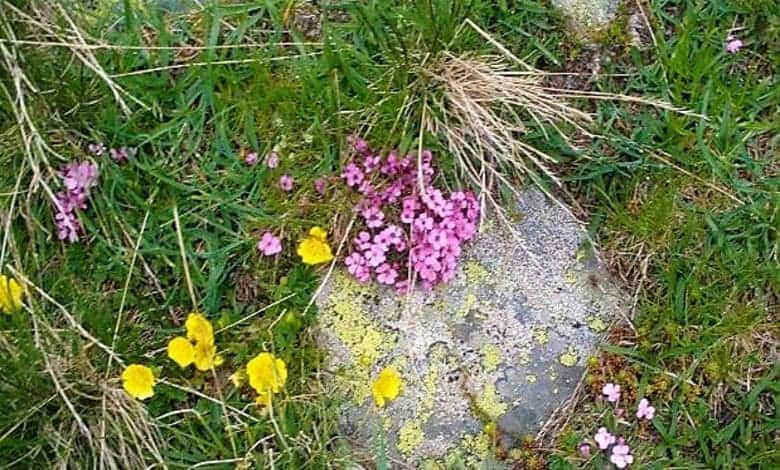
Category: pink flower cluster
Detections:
[
  {"x1": 579, "y1": 383, "x2": 656, "y2": 467},
  {"x1": 54, "y1": 162, "x2": 99, "y2": 243},
  {"x1": 341, "y1": 136, "x2": 479, "y2": 293}
]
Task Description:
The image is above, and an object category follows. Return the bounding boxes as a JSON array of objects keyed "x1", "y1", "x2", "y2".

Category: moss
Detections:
[
  {"x1": 475, "y1": 384, "x2": 507, "y2": 420},
  {"x1": 480, "y1": 344, "x2": 502, "y2": 372}
]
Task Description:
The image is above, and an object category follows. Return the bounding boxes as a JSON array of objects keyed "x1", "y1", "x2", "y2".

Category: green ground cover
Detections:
[{"x1": 0, "y1": 0, "x2": 777, "y2": 468}]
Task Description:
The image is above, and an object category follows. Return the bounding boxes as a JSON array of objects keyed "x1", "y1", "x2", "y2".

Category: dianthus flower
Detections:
[
  {"x1": 53, "y1": 161, "x2": 99, "y2": 243},
  {"x1": 279, "y1": 174, "x2": 294, "y2": 191},
  {"x1": 257, "y1": 232, "x2": 282, "y2": 256},
  {"x1": 610, "y1": 438, "x2": 634, "y2": 468}
]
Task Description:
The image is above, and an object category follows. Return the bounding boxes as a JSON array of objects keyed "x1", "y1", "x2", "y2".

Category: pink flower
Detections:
[
  {"x1": 348, "y1": 135, "x2": 370, "y2": 154},
  {"x1": 376, "y1": 263, "x2": 398, "y2": 285},
  {"x1": 578, "y1": 442, "x2": 591, "y2": 458},
  {"x1": 110, "y1": 147, "x2": 134, "y2": 163},
  {"x1": 594, "y1": 427, "x2": 616, "y2": 450},
  {"x1": 609, "y1": 439, "x2": 634, "y2": 469},
  {"x1": 314, "y1": 178, "x2": 326, "y2": 195},
  {"x1": 341, "y1": 163, "x2": 364, "y2": 187},
  {"x1": 726, "y1": 35, "x2": 743, "y2": 53},
  {"x1": 266, "y1": 152, "x2": 279, "y2": 168},
  {"x1": 636, "y1": 398, "x2": 655, "y2": 420},
  {"x1": 362, "y1": 206, "x2": 385, "y2": 228},
  {"x1": 602, "y1": 383, "x2": 621, "y2": 403},
  {"x1": 280, "y1": 174, "x2": 294, "y2": 191},
  {"x1": 55, "y1": 210, "x2": 81, "y2": 243},
  {"x1": 257, "y1": 232, "x2": 282, "y2": 256},
  {"x1": 364, "y1": 243, "x2": 387, "y2": 268},
  {"x1": 394, "y1": 279, "x2": 411, "y2": 295},
  {"x1": 62, "y1": 162, "x2": 99, "y2": 193},
  {"x1": 245, "y1": 151, "x2": 259, "y2": 166}
]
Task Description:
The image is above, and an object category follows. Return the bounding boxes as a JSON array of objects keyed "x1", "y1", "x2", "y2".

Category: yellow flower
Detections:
[
  {"x1": 167, "y1": 312, "x2": 221, "y2": 371},
  {"x1": 246, "y1": 352, "x2": 287, "y2": 406},
  {"x1": 167, "y1": 337, "x2": 194, "y2": 368},
  {"x1": 0, "y1": 275, "x2": 24, "y2": 314},
  {"x1": 122, "y1": 364, "x2": 155, "y2": 400},
  {"x1": 372, "y1": 367, "x2": 402, "y2": 407},
  {"x1": 193, "y1": 340, "x2": 223, "y2": 371},
  {"x1": 296, "y1": 227, "x2": 333, "y2": 265},
  {"x1": 185, "y1": 312, "x2": 214, "y2": 345}
]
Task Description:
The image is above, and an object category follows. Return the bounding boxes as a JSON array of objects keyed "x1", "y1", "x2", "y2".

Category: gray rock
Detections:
[
  {"x1": 551, "y1": 0, "x2": 620, "y2": 31},
  {"x1": 316, "y1": 188, "x2": 626, "y2": 466}
]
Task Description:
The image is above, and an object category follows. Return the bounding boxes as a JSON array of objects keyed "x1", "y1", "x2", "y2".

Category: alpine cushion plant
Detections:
[{"x1": 340, "y1": 136, "x2": 480, "y2": 293}]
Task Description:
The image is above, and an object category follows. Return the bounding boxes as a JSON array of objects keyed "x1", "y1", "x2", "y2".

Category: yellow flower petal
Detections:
[
  {"x1": 309, "y1": 226, "x2": 328, "y2": 241},
  {"x1": 229, "y1": 370, "x2": 246, "y2": 388},
  {"x1": 296, "y1": 233, "x2": 333, "y2": 265},
  {"x1": 122, "y1": 364, "x2": 155, "y2": 400},
  {"x1": 247, "y1": 352, "x2": 288, "y2": 401},
  {"x1": 372, "y1": 367, "x2": 402, "y2": 407},
  {"x1": 167, "y1": 336, "x2": 195, "y2": 368},
  {"x1": 255, "y1": 391, "x2": 273, "y2": 407},
  {"x1": 193, "y1": 340, "x2": 219, "y2": 371},
  {"x1": 185, "y1": 312, "x2": 214, "y2": 345},
  {"x1": 0, "y1": 275, "x2": 24, "y2": 314}
]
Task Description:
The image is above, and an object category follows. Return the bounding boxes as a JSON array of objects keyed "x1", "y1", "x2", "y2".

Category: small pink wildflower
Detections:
[
  {"x1": 726, "y1": 35, "x2": 743, "y2": 53},
  {"x1": 609, "y1": 438, "x2": 634, "y2": 469},
  {"x1": 375, "y1": 263, "x2": 398, "y2": 285},
  {"x1": 362, "y1": 206, "x2": 385, "y2": 228},
  {"x1": 314, "y1": 177, "x2": 326, "y2": 195},
  {"x1": 245, "y1": 151, "x2": 259, "y2": 166},
  {"x1": 280, "y1": 174, "x2": 294, "y2": 191},
  {"x1": 266, "y1": 152, "x2": 279, "y2": 168},
  {"x1": 341, "y1": 163, "x2": 364, "y2": 187},
  {"x1": 257, "y1": 232, "x2": 282, "y2": 256},
  {"x1": 53, "y1": 161, "x2": 99, "y2": 244},
  {"x1": 602, "y1": 383, "x2": 621, "y2": 403},
  {"x1": 594, "y1": 427, "x2": 616, "y2": 450},
  {"x1": 636, "y1": 398, "x2": 655, "y2": 420},
  {"x1": 578, "y1": 442, "x2": 591, "y2": 458}
]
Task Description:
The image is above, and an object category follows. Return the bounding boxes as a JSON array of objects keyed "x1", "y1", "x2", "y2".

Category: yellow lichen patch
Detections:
[
  {"x1": 464, "y1": 261, "x2": 489, "y2": 285},
  {"x1": 587, "y1": 315, "x2": 607, "y2": 332},
  {"x1": 526, "y1": 374, "x2": 537, "y2": 383},
  {"x1": 565, "y1": 269, "x2": 578, "y2": 284},
  {"x1": 533, "y1": 329, "x2": 549, "y2": 346},
  {"x1": 398, "y1": 421, "x2": 426, "y2": 455},
  {"x1": 321, "y1": 274, "x2": 396, "y2": 370},
  {"x1": 456, "y1": 292, "x2": 477, "y2": 318},
  {"x1": 444, "y1": 431, "x2": 493, "y2": 468},
  {"x1": 517, "y1": 351, "x2": 530, "y2": 365},
  {"x1": 395, "y1": 347, "x2": 445, "y2": 457},
  {"x1": 480, "y1": 344, "x2": 502, "y2": 372},
  {"x1": 559, "y1": 346, "x2": 579, "y2": 367},
  {"x1": 475, "y1": 384, "x2": 507, "y2": 420}
]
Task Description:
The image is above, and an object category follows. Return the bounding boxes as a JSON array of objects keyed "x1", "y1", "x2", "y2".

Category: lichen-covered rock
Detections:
[
  {"x1": 316, "y1": 188, "x2": 626, "y2": 465},
  {"x1": 552, "y1": 0, "x2": 620, "y2": 31}
]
